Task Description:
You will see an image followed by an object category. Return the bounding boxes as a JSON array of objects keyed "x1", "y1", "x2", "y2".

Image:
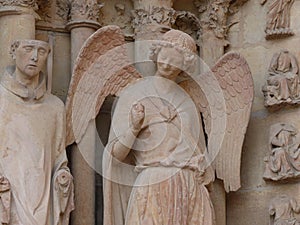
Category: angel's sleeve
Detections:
[{"x1": 103, "y1": 113, "x2": 137, "y2": 225}]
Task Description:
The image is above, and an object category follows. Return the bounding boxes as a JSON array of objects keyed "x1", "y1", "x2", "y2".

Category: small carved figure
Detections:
[
  {"x1": 261, "y1": 0, "x2": 295, "y2": 39},
  {"x1": 0, "y1": 40, "x2": 74, "y2": 225},
  {"x1": 262, "y1": 50, "x2": 300, "y2": 107},
  {"x1": 65, "y1": 26, "x2": 253, "y2": 225},
  {"x1": 110, "y1": 3, "x2": 132, "y2": 33},
  {"x1": 269, "y1": 195, "x2": 300, "y2": 225},
  {"x1": 264, "y1": 123, "x2": 300, "y2": 181}
]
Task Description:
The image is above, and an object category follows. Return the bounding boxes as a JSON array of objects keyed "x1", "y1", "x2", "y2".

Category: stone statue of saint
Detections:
[
  {"x1": 262, "y1": 50, "x2": 300, "y2": 106},
  {"x1": 0, "y1": 40, "x2": 74, "y2": 225},
  {"x1": 65, "y1": 25, "x2": 253, "y2": 225}
]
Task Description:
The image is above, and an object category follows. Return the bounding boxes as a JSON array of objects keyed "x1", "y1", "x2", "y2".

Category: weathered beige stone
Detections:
[
  {"x1": 65, "y1": 2, "x2": 101, "y2": 224},
  {"x1": 242, "y1": 1, "x2": 266, "y2": 44},
  {"x1": 51, "y1": 33, "x2": 71, "y2": 101},
  {"x1": 235, "y1": 46, "x2": 268, "y2": 112},
  {"x1": 0, "y1": 12, "x2": 36, "y2": 74},
  {"x1": 262, "y1": 50, "x2": 300, "y2": 107},
  {"x1": 227, "y1": 184, "x2": 300, "y2": 225},
  {"x1": 0, "y1": 1, "x2": 299, "y2": 224},
  {"x1": 241, "y1": 107, "x2": 300, "y2": 189},
  {"x1": 0, "y1": 39, "x2": 74, "y2": 225},
  {"x1": 65, "y1": 25, "x2": 253, "y2": 224}
]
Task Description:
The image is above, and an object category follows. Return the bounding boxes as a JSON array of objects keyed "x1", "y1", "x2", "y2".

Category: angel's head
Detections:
[{"x1": 150, "y1": 29, "x2": 197, "y2": 80}]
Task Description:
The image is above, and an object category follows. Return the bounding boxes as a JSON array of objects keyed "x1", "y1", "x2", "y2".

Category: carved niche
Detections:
[
  {"x1": 261, "y1": 0, "x2": 295, "y2": 39},
  {"x1": 269, "y1": 195, "x2": 300, "y2": 225},
  {"x1": 173, "y1": 11, "x2": 201, "y2": 45},
  {"x1": 262, "y1": 50, "x2": 300, "y2": 107},
  {"x1": 263, "y1": 123, "x2": 300, "y2": 181},
  {"x1": 110, "y1": 3, "x2": 132, "y2": 34},
  {"x1": 37, "y1": 0, "x2": 52, "y2": 23}
]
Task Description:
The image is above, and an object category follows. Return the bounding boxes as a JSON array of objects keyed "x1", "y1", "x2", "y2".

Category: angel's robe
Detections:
[
  {"x1": 0, "y1": 69, "x2": 74, "y2": 225},
  {"x1": 103, "y1": 77, "x2": 215, "y2": 225}
]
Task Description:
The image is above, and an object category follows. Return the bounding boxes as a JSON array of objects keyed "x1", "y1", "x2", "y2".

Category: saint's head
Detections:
[{"x1": 10, "y1": 40, "x2": 50, "y2": 80}]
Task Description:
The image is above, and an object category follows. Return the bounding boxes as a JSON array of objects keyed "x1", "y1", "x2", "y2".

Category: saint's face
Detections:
[
  {"x1": 15, "y1": 40, "x2": 50, "y2": 79},
  {"x1": 156, "y1": 47, "x2": 184, "y2": 81}
]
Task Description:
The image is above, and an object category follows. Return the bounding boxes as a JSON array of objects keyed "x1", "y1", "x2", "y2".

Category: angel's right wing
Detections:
[{"x1": 65, "y1": 25, "x2": 142, "y2": 146}]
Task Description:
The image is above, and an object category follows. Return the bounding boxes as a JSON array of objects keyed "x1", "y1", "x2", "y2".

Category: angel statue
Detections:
[{"x1": 65, "y1": 25, "x2": 253, "y2": 224}]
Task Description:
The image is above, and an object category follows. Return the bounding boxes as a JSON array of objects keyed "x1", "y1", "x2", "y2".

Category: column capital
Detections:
[
  {"x1": 131, "y1": 0, "x2": 174, "y2": 9},
  {"x1": 0, "y1": 0, "x2": 38, "y2": 9},
  {"x1": 66, "y1": 20, "x2": 100, "y2": 31},
  {"x1": 0, "y1": 0, "x2": 39, "y2": 18},
  {"x1": 132, "y1": 6, "x2": 176, "y2": 29},
  {"x1": 57, "y1": 0, "x2": 102, "y2": 29}
]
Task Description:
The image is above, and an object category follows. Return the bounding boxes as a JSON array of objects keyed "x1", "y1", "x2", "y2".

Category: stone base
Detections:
[{"x1": 265, "y1": 28, "x2": 294, "y2": 40}]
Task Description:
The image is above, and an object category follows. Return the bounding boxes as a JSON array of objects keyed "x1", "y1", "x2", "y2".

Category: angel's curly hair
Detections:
[{"x1": 149, "y1": 29, "x2": 197, "y2": 74}]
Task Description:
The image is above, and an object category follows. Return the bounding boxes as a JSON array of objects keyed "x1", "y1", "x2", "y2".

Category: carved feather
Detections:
[
  {"x1": 65, "y1": 25, "x2": 142, "y2": 146},
  {"x1": 180, "y1": 52, "x2": 253, "y2": 192}
]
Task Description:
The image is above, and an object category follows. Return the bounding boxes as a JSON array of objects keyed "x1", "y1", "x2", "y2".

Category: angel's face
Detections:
[{"x1": 156, "y1": 47, "x2": 183, "y2": 81}]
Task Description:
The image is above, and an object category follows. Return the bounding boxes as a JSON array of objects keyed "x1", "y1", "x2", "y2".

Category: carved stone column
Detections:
[
  {"x1": 0, "y1": 0, "x2": 39, "y2": 74},
  {"x1": 66, "y1": 0, "x2": 102, "y2": 69},
  {"x1": 194, "y1": 0, "x2": 231, "y2": 67},
  {"x1": 194, "y1": 1, "x2": 231, "y2": 225},
  {"x1": 65, "y1": 1, "x2": 102, "y2": 225},
  {"x1": 194, "y1": 1, "x2": 249, "y2": 225},
  {"x1": 131, "y1": 0, "x2": 176, "y2": 75}
]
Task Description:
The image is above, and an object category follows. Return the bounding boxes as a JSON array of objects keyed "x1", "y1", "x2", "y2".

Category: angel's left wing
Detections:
[
  {"x1": 211, "y1": 52, "x2": 253, "y2": 192},
  {"x1": 65, "y1": 25, "x2": 142, "y2": 146},
  {"x1": 180, "y1": 52, "x2": 253, "y2": 192}
]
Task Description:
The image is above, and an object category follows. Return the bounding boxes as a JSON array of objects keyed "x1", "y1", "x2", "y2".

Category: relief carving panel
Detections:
[
  {"x1": 261, "y1": 0, "x2": 295, "y2": 39},
  {"x1": 264, "y1": 123, "x2": 300, "y2": 181},
  {"x1": 262, "y1": 50, "x2": 300, "y2": 107},
  {"x1": 269, "y1": 195, "x2": 300, "y2": 225}
]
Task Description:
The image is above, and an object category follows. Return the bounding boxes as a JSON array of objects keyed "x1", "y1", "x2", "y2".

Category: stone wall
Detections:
[
  {"x1": 1, "y1": 0, "x2": 298, "y2": 224},
  {"x1": 227, "y1": 0, "x2": 300, "y2": 224},
  {"x1": 38, "y1": 0, "x2": 300, "y2": 224}
]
